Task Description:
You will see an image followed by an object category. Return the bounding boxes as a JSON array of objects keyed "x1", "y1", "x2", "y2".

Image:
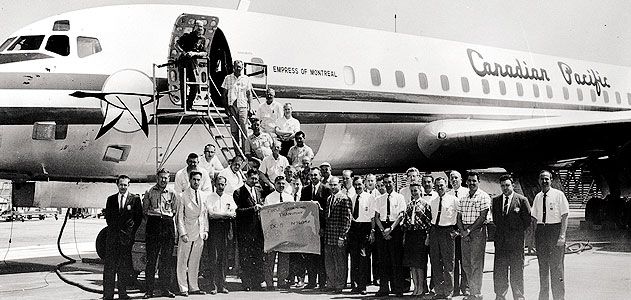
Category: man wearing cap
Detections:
[
  {"x1": 176, "y1": 20, "x2": 208, "y2": 111},
  {"x1": 320, "y1": 162, "x2": 332, "y2": 185},
  {"x1": 257, "y1": 88, "x2": 283, "y2": 136},
  {"x1": 222, "y1": 60, "x2": 253, "y2": 147}
]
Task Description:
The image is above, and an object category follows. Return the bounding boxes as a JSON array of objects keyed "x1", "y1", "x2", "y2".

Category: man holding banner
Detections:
[{"x1": 263, "y1": 176, "x2": 294, "y2": 290}]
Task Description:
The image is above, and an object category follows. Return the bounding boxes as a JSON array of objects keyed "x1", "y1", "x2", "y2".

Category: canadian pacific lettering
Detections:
[
  {"x1": 557, "y1": 61, "x2": 610, "y2": 96},
  {"x1": 467, "y1": 48, "x2": 550, "y2": 81}
]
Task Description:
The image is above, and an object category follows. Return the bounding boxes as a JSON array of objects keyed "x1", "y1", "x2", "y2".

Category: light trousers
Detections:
[{"x1": 176, "y1": 237, "x2": 204, "y2": 293}]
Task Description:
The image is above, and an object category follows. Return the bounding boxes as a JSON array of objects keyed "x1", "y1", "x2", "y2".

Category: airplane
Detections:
[{"x1": 1, "y1": 4, "x2": 631, "y2": 211}]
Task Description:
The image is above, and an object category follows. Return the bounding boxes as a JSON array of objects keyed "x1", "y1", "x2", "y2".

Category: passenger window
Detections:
[
  {"x1": 461, "y1": 77, "x2": 469, "y2": 93},
  {"x1": 590, "y1": 89, "x2": 597, "y2": 102},
  {"x1": 343, "y1": 66, "x2": 355, "y2": 85},
  {"x1": 8, "y1": 35, "x2": 45, "y2": 51},
  {"x1": 628, "y1": 93, "x2": 631, "y2": 105},
  {"x1": 77, "y1": 36, "x2": 102, "y2": 58},
  {"x1": 532, "y1": 84, "x2": 540, "y2": 98},
  {"x1": 603, "y1": 91, "x2": 609, "y2": 103},
  {"x1": 395, "y1": 70, "x2": 405, "y2": 88},
  {"x1": 563, "y1": 87, "x2": 569, "y2": 100},
  {"x1": 370, "y1": 68, "x2": 381, "y2": 86},
  {"x1": 615, "y1": 92, "x2": 621, "y2": 104},
  {"x1": 418, "y1": 73, "x2": 428, "y2": 89},
  {"x1": 546, "y1": 85, "x2": 553, "y2": 99},
  {"x1": 0, "y1": 37, "x2": 16, "y2": 51},
  {"x1": 498, "y1": 81, "x2": 506, "y2": 95},
  {"x1": 440, "y1": 75, "x2": 449, "y2": 91},
  {"x1": 481, "y1": 79, "x2": 490, "y2": 94},
  {"x1": 577, "y1": 89, "x2": 583, "y2": 101},
  {"x1": 516, "y1": 82, "x2": 523, "y2": 96},
  {"x1": 45, "y1": 35, "x2": 69, "y2": 56}
]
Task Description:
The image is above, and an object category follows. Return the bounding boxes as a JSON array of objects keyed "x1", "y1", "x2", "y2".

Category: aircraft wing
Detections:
[{"x1": 417, "y1": 111, "x2": 631, "y2": 169}]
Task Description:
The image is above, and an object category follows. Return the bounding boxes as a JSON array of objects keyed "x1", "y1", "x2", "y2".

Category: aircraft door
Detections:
[{"x1": 165, "y1": 14, "x2": 232, "y2": 109}]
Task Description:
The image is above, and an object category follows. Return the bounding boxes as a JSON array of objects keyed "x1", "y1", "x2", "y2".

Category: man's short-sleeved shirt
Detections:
[
  {"x1": 458, "y1": 188, "x2": 491, "y2": 225},
  {"x1": 430, "y1": 194, "x2": 459, "y2": 226},
  {"x1": 421, "y1": 190, "x2": 438, "y2": 205},
  {"x1": 174, "y1": 167, "x2": 212, "y2": 194},
  {"x1": 447, "y1": 186, "x2": 469, "y2": 199},
  {"x1": 275, "y1": 117, "x2": 300, "y2": 141},
  {"x1": 221, "y1": 73, "x2": 252, "y2": 107},
  {"x1": 373, "y1": 191, "x2": 406, "y2": 222},
  {"x1": 217, "y1": 168, "x2": 244, "y2": 196},
  {"x1": 531, "y1": 187, "x2": 569, "y2": 224},
  {"x1": 257, "y1": 101, "x2": 283, "y2": 134},
  {"x1": 264, "y1": 190, "x2": 295, "y2": 206},
  {"x1": 206, "y1": 192, "x2": 236, "y2": 214},
  {"x1": 287, "y1": 145, "x2": 314, "y2": 167},
  {"x1": 199, "y1": 155, "x2": 224, "y2": 177},
  {"x1": 261, "y1": 155, "x2": 290, "y2": 182},
  {"x1": 350, "y1": 191, "x2": 374, "y2": 223},
  {"x1": 248, "y1": 132, "x2": 274, "y2": 159}
]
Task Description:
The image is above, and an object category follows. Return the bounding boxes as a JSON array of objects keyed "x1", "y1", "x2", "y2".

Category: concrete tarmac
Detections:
[{"x1": 0, "y1": 210, "x2": 630, "y2": 299}]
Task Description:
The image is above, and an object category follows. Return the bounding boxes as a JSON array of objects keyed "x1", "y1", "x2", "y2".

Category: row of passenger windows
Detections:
[
  {"x1": 342, "y1": 66, "x2": 631, "y2": 105},
  {"x1": 0, "y1": 35, "x2": 102, "y2": 58}
]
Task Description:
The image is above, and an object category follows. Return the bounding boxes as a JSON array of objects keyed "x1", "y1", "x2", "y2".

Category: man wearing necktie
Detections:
[
  {"x1": 420, "y1": 173, "x2": 437, "y2": 293},
  {"x1": 491, "y1": 175, "x2": 531, "y2": 300},
  {"x1": 103, "y1": 175, "x2": 142, "y2": 300},
  {"x1": 263, "y1": 176, "x2": 293, "y2": 290},
  {"x1": 175, "y1": 171, "x2": 208, "y2": 296},
  {"x1": 323, "y1": 176, "x2": 352, "y2": 294},
  {"x1": 448, "y1": 170, "x2": 469, "y2": 297},
  {"x1": 370, "y1": 174, "x2": 407, "y2": 297},
  {"x1": 233, "y1": 169, "x2": 265, "y2": 291},
  {"x1": 429, "y1": 177, "x2": 460, "y2": 299},
  {"x1": 348, "y1": 176, "x2": 374, "y2": 295},
  {"x1": 531, "y1": 171, "x2": 569, "y2": 300}
]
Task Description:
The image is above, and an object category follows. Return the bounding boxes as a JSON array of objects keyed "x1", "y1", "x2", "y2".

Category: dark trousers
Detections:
[
  {"x1": 535, "y1": 223, "x2": 565, "y2": 300},
  {"x1": 376, "y1": 223, "x2": 407, "y2": 294},
  {"x1": 279, "y1": 140, "x2": 294, "y2": 157},
  {"x1": 453, "y1": 235, "x2": 469, "y2": 294},
  {"x1": 288, "y1": 253, "x2": 306, "y2": 282},
  {"x1": 494, "y1": 248, "x2": 525, "y2": 300},
  {"x1": 371, "y1": 242, "x2": 380, "y2": 283},
  {"x1": 103, "y1": 234, "x2": 132, "y2": 299},
  {"x1": 305, "y1": 240, "x2": 327, "y2": 287},
  {"x1": 324, "y1": 244, "x2": 348, "y2": 289},
  {"x1": 236, "y1": 227, "x2": 264, "y2": 288},
  {"x1": 429, "y1": 225, "x2": 456, "y2": 296},
  {"x1": 349, "y1": 221, "x2": 371, "y2": 289},
  {"x1": 145, "y1": 216, "x2": 175, "y2": 294},
  {"x1": 208, "y1": 220, "x2": 231, "y2": 290}
]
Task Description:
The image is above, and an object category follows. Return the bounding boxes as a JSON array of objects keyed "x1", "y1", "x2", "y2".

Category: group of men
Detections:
[{"x1": 104, "y1": 143, "x2": 569, "y2": 300}]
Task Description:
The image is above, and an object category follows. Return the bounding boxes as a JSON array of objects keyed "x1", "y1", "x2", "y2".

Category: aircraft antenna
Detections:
[{"x1": 394, "y1": 14, "x2": 397, "y2": 33}]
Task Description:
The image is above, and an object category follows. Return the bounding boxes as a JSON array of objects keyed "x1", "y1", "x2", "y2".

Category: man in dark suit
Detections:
[
  {"x1": 103, "y1": 175, "x2": 143, "y2": 300},
  {"x1": 233, "y1": 168, "x2": 265, "y2": 291},
  {"x1": 491, "y1": 174, "x2": 532, "y2": 300},
  {"x1": 300, "y1": 167, "x2": 332, "y2": 289}
]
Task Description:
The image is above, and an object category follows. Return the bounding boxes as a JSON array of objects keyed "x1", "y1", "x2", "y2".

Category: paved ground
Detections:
[{"x1": 0, "y1": 210, "x2": 630, "y2": 299}]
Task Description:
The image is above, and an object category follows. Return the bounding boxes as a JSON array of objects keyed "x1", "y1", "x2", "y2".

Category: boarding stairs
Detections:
[
  {"x1": 151, "y1": 58, "x2": 268, "y2": 169},
  {"x1": 558, "y1": 168, "x2": 602, "y2": 208}
]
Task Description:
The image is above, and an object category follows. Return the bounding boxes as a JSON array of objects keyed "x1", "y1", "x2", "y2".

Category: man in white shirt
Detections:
[
  {"x1": 429, "y1": 177, "x2": 460, "y2": 299},
  {"x1": 217, "y1": 156, "x2": 245, "y2": 197},
  {"x1": 399, "y1": 167, "x2": 420, "y2": 204},
  {"x1": 263, "y1": 176, "x2": 293, "y2": 290},
  {"x1": 257, "y1": 88, "x2": 283, "y2": 136},
  {"x1": 261, "y1": 141, "x2": 290, "y2": 184},
  {"x1": 531, "y1": 170, "x2": 569, "y2": 300},
  {"x1": 365, "y1": 173, "x2": 380, "y2": 198},
  {"x1": 341, "y1": 169, "x2": 356, "y2": 199},
  {"x1": 246, "y1": 118, "x2": 274, "y2": 160},
  {"x1": 174, "y1": 153, "x2": 212, "y2": 193},
  {"x1": 370, "y1": 174, "x2": 408, "y2": 297},
  {"x1": 222, "y1": 60, "x2": 253, "y2": 147},
  {"x1": 447, "y1": 170, "x2": 469, "y2": 297},
  {"x1": 275, "y1": 103, "x2": 300, "y2": 156},
  {"x1": 421, "y1": 174, "x2": 438, "y2": 203},
  {"x1": 348, "y1": 176, "x2": 374, "y2": 295},
  {"x1": 176, "y1": 171, "x2": 208, "y2": 296},
  {"x1": 287, "y1": 131, "x2": 314, "y2": 168},
  {"x1": 205, "y1": 176, "x2": 235, "y2": 295},
  {"x1": 199, "y1": 144, "x2": 225, "y2": 183}
]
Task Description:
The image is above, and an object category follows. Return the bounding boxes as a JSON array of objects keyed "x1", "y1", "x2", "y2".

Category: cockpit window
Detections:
[
  {"x1": 77, "y1": 36, "x2": 102, "y2": 58},
  {"x1": 7, "y1": 35, "x2": 45, "y2": 51},
  {"x1": 0, "y1": 37, "x2": 16, "y2": 51},
  {"x1": 45, "y1": 35, "x2": 70, "y2": 56}
]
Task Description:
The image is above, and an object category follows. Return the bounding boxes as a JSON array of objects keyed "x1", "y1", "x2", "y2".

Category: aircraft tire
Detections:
[{"x1": 96, "y1": 227, "x2": 107, "y2": 259}]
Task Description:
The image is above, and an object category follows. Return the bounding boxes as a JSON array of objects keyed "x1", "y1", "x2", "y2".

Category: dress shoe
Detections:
[
  {"x1": 218, "y1": 287, "x2": 229, "y2": 294},
  {"x1": 360, "y1": 289, "x2": 367, "y2": 295},
  {"x1": 178, "y1": 291, "x2": 188, "y2": 297},
  {"x1": 244, "y1": 287, "x2": 251, "y2": 292},
  {"x1": 303, "y1": 284, "x2": 316, "y2": 289},
  {"x1": 209, "y1": 289, "x2": 217, "y2": 295},
  {"x1": 375, "y1": 290, "x2": 390, "y2": 297},
  {"x1": 266, "y1": 286, "x2": 276, "y2": 291},
  {"x1": 143, "y1": 292, "x2": 153, "y2": 299},
  {"x1": 189, "y1": 290, "x2": 206, "y2": 295},
  {"x1": 328, "y1": 289, "x2": 342, "y2": 294}
]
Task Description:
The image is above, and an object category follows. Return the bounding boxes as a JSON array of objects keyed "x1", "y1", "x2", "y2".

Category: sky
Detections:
[{"x1": 0, "y1": 0, "x2": 629, "y2": 66}]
